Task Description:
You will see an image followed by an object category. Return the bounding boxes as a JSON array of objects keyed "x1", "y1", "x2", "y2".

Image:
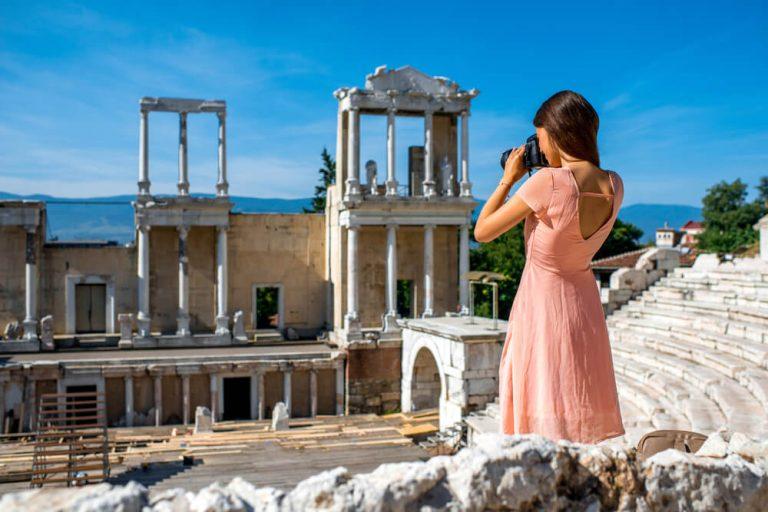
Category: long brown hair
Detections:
[{"x1": 533, "y1": 90, "x2": 600, "y2": 166}]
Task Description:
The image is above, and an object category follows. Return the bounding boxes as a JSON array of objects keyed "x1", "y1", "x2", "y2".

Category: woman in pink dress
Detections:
[{"x1": 474, "y1": 91, "x2": 625, "y2": 444}]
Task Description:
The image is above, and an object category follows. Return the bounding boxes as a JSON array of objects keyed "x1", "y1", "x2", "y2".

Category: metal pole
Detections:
[{"x1": 492, "y1": 283, "x2": 498, "y2": 330}]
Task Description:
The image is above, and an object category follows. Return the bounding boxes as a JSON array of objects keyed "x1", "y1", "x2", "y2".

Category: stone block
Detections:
[
  {"x1": 194, "y1": 406, "x2": 213, "y2": 434},
  {"x1": 232, "y1": 310, "x2": 247, "y2": 341},
  {"x1": 271, "y1": 402, "x2": 289, "y2": 431},
  {"x1": 39, "y1": 315, "x2": 54, "y2": 351}
]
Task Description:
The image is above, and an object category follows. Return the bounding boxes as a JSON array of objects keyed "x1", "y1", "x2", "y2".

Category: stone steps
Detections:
[
  {"x1": 615, "y1": 374, "x2": 690, "y2": 431},
  {"x1": 638, "y1": 293, "x2": 768, "y2": 332}
]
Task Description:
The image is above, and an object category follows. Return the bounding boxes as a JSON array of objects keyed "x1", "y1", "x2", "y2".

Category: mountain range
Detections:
[{"x1": 0, "y1": 192, "x2": 699, "y2": 244}]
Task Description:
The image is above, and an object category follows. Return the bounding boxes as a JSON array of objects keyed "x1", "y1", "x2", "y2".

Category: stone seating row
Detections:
[{"x1": 638, "y1": 291, "x2": 768, "y2": 330}]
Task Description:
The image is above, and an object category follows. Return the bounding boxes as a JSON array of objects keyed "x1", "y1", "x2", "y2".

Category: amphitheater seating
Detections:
[{"x1": 466, "y1": 256, "x2": 768, "y2": 448}]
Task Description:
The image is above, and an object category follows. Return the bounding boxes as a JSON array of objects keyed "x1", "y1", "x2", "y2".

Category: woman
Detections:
[{"x1": 474, "y1": 90, "x2": 625, "y2": 444}]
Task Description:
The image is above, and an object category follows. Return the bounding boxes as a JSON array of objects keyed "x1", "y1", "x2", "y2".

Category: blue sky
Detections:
[{"x1": 0, "y1": 0, "x2": 766, "y2": 206}]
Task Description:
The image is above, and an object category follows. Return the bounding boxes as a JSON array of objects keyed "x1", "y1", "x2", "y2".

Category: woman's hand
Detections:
[{"x1": 502, "y1": 144, "x2": 528, "y2": 184}]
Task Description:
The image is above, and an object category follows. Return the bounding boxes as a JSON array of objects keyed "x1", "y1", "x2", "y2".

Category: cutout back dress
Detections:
[{"x1": 499, "y1": 166, "x2": 625, "y2": 444}]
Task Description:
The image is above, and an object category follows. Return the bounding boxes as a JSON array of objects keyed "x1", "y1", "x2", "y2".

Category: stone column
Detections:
[
  {"x1": 283, "y1": 369, "x2": 292, "y2": 417},
  {"x1": 384, "y1": 224, "x2": 399, "y2": 331},
  {"x1": 209, "y1": 374, "x2": 218, "y2": 422},
  {"x1": 335, "y1": 358, "x2": 344, "y2": 415},
  {"x1": 257, "y1": 371, "x2": 265, "y2": 420},
  {"x1": 460, "y1": 110, "x2": 472, "y2": 197},
  {"x1": 310, "y1": 369, "x2": 318, "y2": 417},
  {"x1": 335, "y1": 106, "x2": 345, "y2": 184},
  {"x1": 215, "y1": 226, "x2": 229, "y2": 335},
  {"x1": 26, "y1": 377, "x2": 36, "y2": 432},
  {"x1": 344, "y1": 226, "x2": 360, "y2": 332},
  {"x1": 250, "y1": 372, "x2": 259, "y2": 420},
  {"x1": 385, "y1": 107, "x2": 398, "y2": 196},
  {"x1": 422, "y1": 224, "x2": 435, "y2": 317},
  {"x1": 423, "y1": 110, "x2": 436, "y2": 198},
  {"x1": 136, "y1": 224, "x2": 151, "y2": 338},
  {"x1": 459, "y1": 224, "x2": 470, "y2": 314},
  {"x1": 344, "y1": 107, "x2": 361, "y2": 200},
  {"x1": 153, "y1": 375, "x2": 162, "y2": 427},
  {"x1": 182, "y1": 375, "x2": 190, "y2": 426},
  {"x1": 216, "y1": 111, "x2": 229, "y2": 197},
  {"x1": 177, "y1": 226, "x2": 190, "y2": 336},
  {"x1": 22, "y1": 228, "x2": 38, "y2": 341},
  {"x1": 124, "y1": 375, "x2": 134, "y2": 427},
  {"x1": 138, "y1": 109, "x2": 151, "y2": 196},
  {"x1": 178, "y1": 112, "x2": 189, "y2": 196}
]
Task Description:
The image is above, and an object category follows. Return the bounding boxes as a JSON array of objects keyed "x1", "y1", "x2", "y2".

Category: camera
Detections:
[{"x1": 500, "y1": 134, "x2": 550, "y2": 175}]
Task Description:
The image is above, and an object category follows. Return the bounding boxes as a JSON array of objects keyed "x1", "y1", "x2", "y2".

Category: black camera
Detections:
[{"x1": 500, "y1": 134, "x2": 550, "y2": 176}]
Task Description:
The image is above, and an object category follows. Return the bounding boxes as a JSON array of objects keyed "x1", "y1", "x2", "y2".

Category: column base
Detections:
[
  {"x1": 383, "y1": 312, "x2": 400, "y2": 332},
  {"x1": 421, "y1": 309, "x2": 434, "y2": 319},
  {"x1": 136, "y1": 314, "x2": 151, "y2": 339},
  {"x1": 216, "y1": 182, "x2": 229, "y2": 197},
  {"x1": 215, "y1": 315, "x2": 230, "y2": 335},
  {"x1": 138, "y1": 180, "x2": 151, "y2": 197},
  {"x1": 460, "y1": 181, "x2": 473, "y2": 197},
  {"x1": 176, "y1": 313, "x2": 191, "y2": 337},
  {"x1": 423, "y1": 180, "x2": 437, "y2": 198},
  {"x1": 22, "y1": 319, "x2": 38, "y2": 341},
  {"x1": 345, "y1": 179, "x2": 362, "y2": 202},
  {"x1": 459, "y1": 305, "x2": 470, "y2": 316},
  {"x1": 385, "y1": 180, "x2": 399, "y2": 197},
  {"x1": 344, "y1": 313, "x2": 361, "y2": 333}
]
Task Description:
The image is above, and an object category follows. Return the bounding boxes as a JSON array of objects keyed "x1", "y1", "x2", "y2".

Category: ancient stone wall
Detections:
[
  {"x1": 41, "y1": 244, "x2": 136, "y2": 334},
  {"x1": 229, "y1": 213, "x2": 327, "y2": 335},
  {"x1": 0, "y1": 226, "x2": 39, "y2": 329},
  {"x1": 346, "y1": 344, "x2": 401, "y2": 414}
]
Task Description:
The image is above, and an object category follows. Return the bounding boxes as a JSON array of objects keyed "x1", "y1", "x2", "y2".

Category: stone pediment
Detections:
[{"x1": 365, "y1": 65, "x2": 460, "y2": 96}]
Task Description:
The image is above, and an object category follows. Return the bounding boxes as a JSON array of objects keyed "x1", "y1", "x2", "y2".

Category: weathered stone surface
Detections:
[
  {"x1": 194, "y1": 405, "x2": 213, "y2": 434},
  {"x1": 39, "y1": 314, "x2": 54, "y2": 350},
  {"x1": 4, "y1": 432, "x2": 768, "y2": 511},
  {"x1": 0, "y1": 481, "x2": 147, "y2": 512},
  {"x1": 271, "y1": 402, "x2": 289, "y2": 431}
]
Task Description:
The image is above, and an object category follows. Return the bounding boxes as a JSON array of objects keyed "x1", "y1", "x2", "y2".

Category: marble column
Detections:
[
  {"x1": 335, "y1": 358, "x2": 344, "y2": 415},
  {"x1": 460, "y1": 110, "x2": 472, "y2": 197},
  {"x1": 182, "y1": 374, "x2": 190, "y2": 426},
  {"x1": 22, "y1": 228, "x2": 38, "y2": 341},
  {"x1": 344, "y1": 226, "x2": 360, "y2": 332},
  {"x1": 138, "y1": 109, "x2": 151, "y2": 196},
  {"x1": 137, "y1": 224, "x2": 151, "y2": 338},
  {"x1": 422, "y1": 224, "x2": 435, "y2": 317},
  {"x1": 257, "y1": 372, "x2": 265, "y2": 420},
  {"x1": 459, "y1": 224, "x2": 470, "y2": 314},
  {"x1": 215, "y1": 226, "x2": 229, "y2": 335},
  {"x1": 310, "y1": 369, "x2": 318, "y2": 417},
  {"x1": 423, "y1": 110, "x2": 436, "y2": 198},
  {"x1": 250, "y1": 372, "x2": 259, "y2": 420},
  {"x1": 178, "y1": 112, "x2": 189, "y2": 196},
  {"x1": 283, "y1": 370, "x2": 292, "y2": 417},
  {"x1": 335, "y1": 107, "x2": 345, "y2": 182},
  {"x1": 124, "y1": 375, "x2": 134, "y2": 427},
  {"x1": 26, "y1": 378, "x2": 36, "y2": 432},
  {"x1": 384, "y1": 224, "x2": 399, "y2": 331},
  {"x1": 209, "y1": 374, "x2": 218, "y2": 422},
  {"x1": 0, "y1": 380, "x2": 6, "y2": 434},
  {"x1": 385, "y1": 107, "x2": 398, "y2": 196},
  {"x1": 177, "y1": 226, "x2": 190, "y2": 336},
  {"x1": 345, "y1": 107, "x2": 361, "y2": 200},
  {"x1": 216, "y1": 111, "x2": 229, "y2": 197},
  {"x1": 153, "y1": 375, "x2": 162, "y2": 427}
]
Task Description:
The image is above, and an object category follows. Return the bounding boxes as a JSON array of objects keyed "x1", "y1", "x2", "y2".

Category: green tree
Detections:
[
  {"x1": 304, "y1": 147, "x2": 336, "y2": 213},
  {"x1": 594, "y1": 218, "x2": 644, "y2": 259},
  {"x1": 697, "y1": 178, "x2": 766, "y2": 253}
]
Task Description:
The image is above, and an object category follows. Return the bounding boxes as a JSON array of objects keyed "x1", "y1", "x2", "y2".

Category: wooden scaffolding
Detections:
[{"x1": 30, "y1": 391, "x2": 110, "y2": 487}]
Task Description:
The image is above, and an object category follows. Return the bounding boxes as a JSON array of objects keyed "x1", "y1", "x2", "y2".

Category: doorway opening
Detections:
[
  {"x1": 410, "y1": 348, "x2": 441, "y2": 411},
  {"x1": 253, "y1": 286, "x2": 281, "y2": 329},
  {"x1": 75, "y1": 284, "x2": 106, "y2": 333},
  {"x1": 397, "y1": 279, "x2": 415, "y2": 318},
  {"x1": 222, "y1": 377, "x2": 251, "y2": 420},
  {"x1": 65, "y1": 384, "x2": 98, "y2": 426}
]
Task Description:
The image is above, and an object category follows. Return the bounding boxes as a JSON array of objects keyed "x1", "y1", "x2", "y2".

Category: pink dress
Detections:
[{"x1": 499, "y1": 166, "x2": 625, "y2": 444}]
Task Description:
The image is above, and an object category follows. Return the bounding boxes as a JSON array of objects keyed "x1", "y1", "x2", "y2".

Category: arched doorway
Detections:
[{"x1": 410, "y1": 347, "x2": 442, "y2": 411}]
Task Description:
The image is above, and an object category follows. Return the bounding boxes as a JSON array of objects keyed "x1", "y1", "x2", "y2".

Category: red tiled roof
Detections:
[
  {"x1": 681, "y1": 220, "x2": 703, "y2": 230},
  {"x1": 590, "y1": 247, "x2": 648, "y2": 269}
]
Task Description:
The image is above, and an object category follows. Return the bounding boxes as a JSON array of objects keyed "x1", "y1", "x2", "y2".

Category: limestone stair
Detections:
[{"x1": 466, "y1": 257, "x2": 768, "y2": 447}]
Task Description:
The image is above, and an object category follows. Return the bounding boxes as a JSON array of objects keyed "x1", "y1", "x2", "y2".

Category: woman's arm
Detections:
[{"x1": 474, "y1": 145, "x2": 533, "y2": 243}]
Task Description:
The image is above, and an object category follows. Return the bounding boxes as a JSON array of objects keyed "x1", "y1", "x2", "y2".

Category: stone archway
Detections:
[{"x1": 409, "y1": 346, "x2": 443, "y2": 411}]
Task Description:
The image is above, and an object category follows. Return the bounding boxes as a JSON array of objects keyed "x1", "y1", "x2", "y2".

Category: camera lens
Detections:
[{"x1": 500, "y1": 149, "x2": 513, "y2": 170}]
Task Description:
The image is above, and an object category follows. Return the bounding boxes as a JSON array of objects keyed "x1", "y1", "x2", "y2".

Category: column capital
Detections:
[
  {"x1": 137, "y1": 224, "x2": 151, "y2": 233},
  {"x1": 348, "y1": 105, "x2": 360, "y2": 113},
  {"x1": 217, "y1": 110, "x2": 226, "y2": 121},
  {"x1": 216, "y1": 225, "x2": 228, "y2": 234},
  {"x1": 424, "y1": 223, "x2": 437, "y2": 230},
  {"x1": 177, "y1": 224, "x2": 189, "y2": 238},
  {"x1": 386, "y1": 106, "x2": 397, "y2": 115}
]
